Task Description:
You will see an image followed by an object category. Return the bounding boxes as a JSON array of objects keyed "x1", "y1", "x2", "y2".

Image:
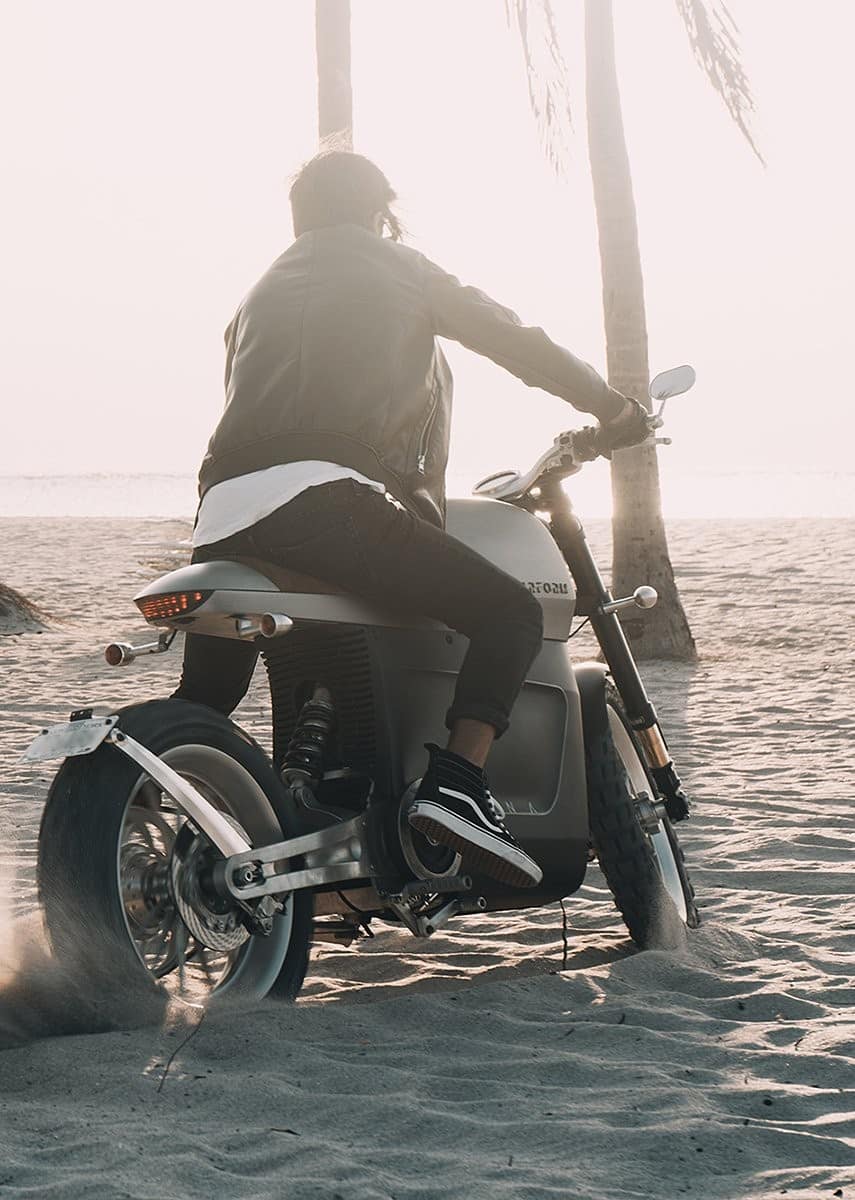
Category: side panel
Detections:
[
  {"x1": 264, "y1": 623, "x2": 589, "y2": 899},
  {"x1": 344, "y1": 627, "x2": 589, "y2": 897}
]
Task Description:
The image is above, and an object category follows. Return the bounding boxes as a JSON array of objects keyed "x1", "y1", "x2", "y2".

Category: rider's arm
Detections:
[
  {"x1": 223, "y1": 313, "x2": 240, "y2": 396},
  {"x1": 421, "y1": 255, "x2": 626, "y2": 422}
]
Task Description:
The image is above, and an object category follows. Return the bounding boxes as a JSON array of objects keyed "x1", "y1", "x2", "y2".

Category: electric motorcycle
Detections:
[{"x1": 27, "y1": 366, "x2": 699, "y2": 1006}]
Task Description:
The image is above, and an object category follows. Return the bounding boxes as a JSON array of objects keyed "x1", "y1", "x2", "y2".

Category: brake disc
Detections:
[{"x1": 170, "y1": 817, "x2": 251, "y2": 953}]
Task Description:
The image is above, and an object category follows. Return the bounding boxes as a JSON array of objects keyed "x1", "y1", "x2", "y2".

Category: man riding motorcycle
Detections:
[{"x1": 173, "y1": 150, "x2": 650, "y2": 889}]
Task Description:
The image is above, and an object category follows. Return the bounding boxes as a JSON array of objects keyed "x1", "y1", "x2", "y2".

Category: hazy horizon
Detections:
[
  {"x1": 2, "y1": 0, "x2": 853, "y2": 515},
  {"x1": 1, "y1": 465, "x2": 852, "y2": 520}
]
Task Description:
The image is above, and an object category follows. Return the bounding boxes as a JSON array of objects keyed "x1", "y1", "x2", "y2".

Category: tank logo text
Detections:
[{"x1": 526, "y1": 581, "x2": 570, "y2": 596}]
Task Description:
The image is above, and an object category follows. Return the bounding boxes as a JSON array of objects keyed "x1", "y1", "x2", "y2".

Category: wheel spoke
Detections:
[
  {"x1": 148, "y1": 927, "x2": 177, "y2": 977},
  {"x1": 115, "y1": 740, "x2": 299, "y2": 1002},
  {"x1": 139, "y1": 822, "x2": 157, "y2": 851},
  {"x1": 136, "y1": 779, "x2": 163, "y2": 812}
]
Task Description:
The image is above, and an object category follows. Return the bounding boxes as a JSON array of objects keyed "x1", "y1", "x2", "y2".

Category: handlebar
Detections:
[
  {"x1": 472, "y1": 426, "x2": 603, "y2": 501},
  {"x1": 472, "y1": 417, "x2": 657, "y2": 503},
  {"x1": 472, "y1": 359, "x2": 698, "y2": 504}
]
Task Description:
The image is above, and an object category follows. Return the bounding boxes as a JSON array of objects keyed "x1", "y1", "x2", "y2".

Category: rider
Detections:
[{"x1": 173, "y1": 150, "x2": 650, "y2": 889}]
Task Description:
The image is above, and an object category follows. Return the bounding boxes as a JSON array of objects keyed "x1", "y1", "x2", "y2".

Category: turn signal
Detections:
[{"x1": 136, "y1": 590, "x2": 211, "y2": 622}]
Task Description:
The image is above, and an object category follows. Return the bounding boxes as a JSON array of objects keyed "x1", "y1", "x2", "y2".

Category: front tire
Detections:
[
  {"x1": 38, "y1": 700, "x2": 312, "y2": 1018},
  {"x1": 586, "y1": 683, "x2": 699, "y2": 948}
]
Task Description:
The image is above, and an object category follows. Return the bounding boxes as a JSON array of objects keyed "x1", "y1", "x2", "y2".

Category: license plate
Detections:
[{"x1": 23, "y1": 715, "x2": 118, "y2": 763}]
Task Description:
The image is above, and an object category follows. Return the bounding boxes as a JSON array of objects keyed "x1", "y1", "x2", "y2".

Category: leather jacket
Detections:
[{"x1": 198, "y1": 224, "x2": 625, "y2": 526}]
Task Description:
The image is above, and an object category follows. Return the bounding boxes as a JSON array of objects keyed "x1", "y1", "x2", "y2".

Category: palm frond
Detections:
[
  {"x1": 675, "y1": 0, "x2": 763, "y2": 161},
  {"x1": 504, "y1": 0, "x2": 573, "y2": 173}
]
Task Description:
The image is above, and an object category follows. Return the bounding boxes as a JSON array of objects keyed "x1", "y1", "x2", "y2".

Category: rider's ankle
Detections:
[
  {"x1": 426, "y1": 743, "x2": 486, "y2": 792},
  {"x1": 446, "y1": 718, "x2": 495, "y2": 769}
]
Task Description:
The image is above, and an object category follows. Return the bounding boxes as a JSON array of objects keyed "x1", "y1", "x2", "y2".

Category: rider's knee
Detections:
[{"x1": 505, "y1": 580, "x2": 544, "y2": 647}]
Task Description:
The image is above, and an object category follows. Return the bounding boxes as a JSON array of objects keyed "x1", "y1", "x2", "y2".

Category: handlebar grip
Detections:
[
  {"x1": 572, "y1": 426, "x2": 603, "y2": 462},
  {"x1": 591, "y1": 405, "x2": 657, "y2": 459}
]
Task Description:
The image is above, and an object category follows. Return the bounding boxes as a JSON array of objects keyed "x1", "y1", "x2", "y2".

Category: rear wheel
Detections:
[
  {"x1": 586, "y1": 682, "x2": 699, "y2": 948},
  {"x1": 38, "y1": 700, "x2": 312, "y2": 1018}
]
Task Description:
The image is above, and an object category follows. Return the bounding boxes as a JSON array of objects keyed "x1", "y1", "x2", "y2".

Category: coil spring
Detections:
[{"x1": 281, "y1": 686, "x2": 336, "y2": 793}]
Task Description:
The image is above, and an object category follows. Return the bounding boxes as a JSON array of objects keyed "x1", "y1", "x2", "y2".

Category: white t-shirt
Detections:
[{"x1": 192, "y1": 461, "x2": 388, "y2": 548}]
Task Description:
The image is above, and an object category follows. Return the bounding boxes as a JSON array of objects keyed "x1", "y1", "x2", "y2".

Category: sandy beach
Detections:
[{"x1": 0, "y1": 515, "x2": 853, "y2": 1199}]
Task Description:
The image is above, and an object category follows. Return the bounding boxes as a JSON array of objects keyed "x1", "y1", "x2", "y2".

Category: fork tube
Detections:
[
  {"x1": 546, "y1": 490, "x2": 657, "y2": 731},
  {"x1": 542, "y1": 486, "x2": 690, "y2": 819}
]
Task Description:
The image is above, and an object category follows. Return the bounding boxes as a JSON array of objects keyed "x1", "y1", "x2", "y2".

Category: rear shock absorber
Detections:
[{"x1": 281, "y1": 685, "x2": 336, "y2": 803}]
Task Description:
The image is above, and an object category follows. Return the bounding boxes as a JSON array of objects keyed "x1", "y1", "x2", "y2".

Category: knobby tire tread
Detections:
[
  {"x1": 37, "y1": 699, "x2": 312, "y2": 1020},
  {"x1": 585, "y1": 684, "x2": 699, "y2": 948}
]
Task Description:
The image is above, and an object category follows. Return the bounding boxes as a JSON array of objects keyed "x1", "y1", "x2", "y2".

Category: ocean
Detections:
[{"x1": 0, "y1": 468, "x2": 852, "y2": 519}]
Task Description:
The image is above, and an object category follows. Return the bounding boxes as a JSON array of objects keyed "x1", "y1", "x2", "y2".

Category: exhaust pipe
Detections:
[
  {"x1": 235, "y1": 613, "x2": 293, "y2": 640},
  {"x1": 260, "y1": 613, "x2": 294, "y2": 639},
  {"x1": 105, "y1": 632, "x2": 172, "y2": 666}
]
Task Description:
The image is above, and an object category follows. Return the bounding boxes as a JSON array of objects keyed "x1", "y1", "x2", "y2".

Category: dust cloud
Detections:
[{"x1": 0, "y1": 875, "x2": 165, "y2": 1049}]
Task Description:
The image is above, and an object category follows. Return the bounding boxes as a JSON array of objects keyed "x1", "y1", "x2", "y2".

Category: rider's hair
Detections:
[{"x1": 289, "y1": 147, "x2": 403, "y2": 241}]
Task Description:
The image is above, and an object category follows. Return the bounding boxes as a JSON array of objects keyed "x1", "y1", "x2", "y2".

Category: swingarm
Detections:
[
  {"x1": 25, "y1": 714, "x2": 374, "y2": 900},
  {"x1": 215, "y1": 815, "x2": 370, "y2": 899},
  {"x1": 112, "y1": 730, "x2": 375, "y2": 900},
  {"x1": 25, "y1": 713, "x2": 486, "y2": 938}
]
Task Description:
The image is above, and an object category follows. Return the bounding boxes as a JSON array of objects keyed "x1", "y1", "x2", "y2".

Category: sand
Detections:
[
  {"x1": 0, "y1": 515, "x2": 853, "y2": 1199},
  {"x1": 0, "y1": 584, "x2": 49, "y2": 637}
]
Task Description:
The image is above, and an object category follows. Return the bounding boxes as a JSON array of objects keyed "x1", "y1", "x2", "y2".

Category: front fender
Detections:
[{"x1": 573, "y1": 661, "x2": 610, "y2": 751}]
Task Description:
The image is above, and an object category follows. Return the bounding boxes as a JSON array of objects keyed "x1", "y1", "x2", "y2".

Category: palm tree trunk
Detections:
[
  {"x1": 584, "y1": 0, "x2": 696, "y2": 661},
  {"x1": 316, "y1": 0, "x2": 353, "y2": 147}
]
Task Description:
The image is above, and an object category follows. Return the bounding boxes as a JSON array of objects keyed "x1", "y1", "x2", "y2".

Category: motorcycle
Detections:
[{"x1": 26, "y1": 366, "x2": 699, "y2": 1008}]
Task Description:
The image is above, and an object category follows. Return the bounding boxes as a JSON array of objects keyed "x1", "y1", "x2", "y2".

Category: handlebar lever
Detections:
[{"x1": 473, "y1": 409, "x2": 663, "y2": 502}]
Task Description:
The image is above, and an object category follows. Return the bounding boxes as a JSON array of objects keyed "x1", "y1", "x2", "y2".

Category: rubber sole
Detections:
[{"x1": 409, "y1": 805, "x2": 542, "y2": 889}]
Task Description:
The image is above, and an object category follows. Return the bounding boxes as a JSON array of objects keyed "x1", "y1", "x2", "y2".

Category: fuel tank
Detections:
[
  {"x1": 135, "y1": 497, "x2": 575, "y2": 641},
  {"x1": 446, "y1": 499, "x2": 574, "y2": 640}
]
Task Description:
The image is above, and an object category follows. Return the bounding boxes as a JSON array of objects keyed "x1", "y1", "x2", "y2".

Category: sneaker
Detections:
[{"x1": 407, "y1": 744, "x2": 543, "y2": 889}]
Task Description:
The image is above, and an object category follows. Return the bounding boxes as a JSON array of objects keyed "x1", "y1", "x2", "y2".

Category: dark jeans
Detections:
[{"x1": 172, "y1": 479, "x2": 543, "y2": 737}]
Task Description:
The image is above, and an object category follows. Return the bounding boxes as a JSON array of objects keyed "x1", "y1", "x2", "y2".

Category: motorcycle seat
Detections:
[{"x1": 217, "y1": 555, "x2": 347, "y2": 597}]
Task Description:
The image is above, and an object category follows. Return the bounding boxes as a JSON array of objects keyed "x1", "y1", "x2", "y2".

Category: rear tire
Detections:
[
  {"x1": 585, "y1": 682, "x2": 699, "y2": 948},
  {"x1": 37, "y1": 700, "x2": 312, "y2": 1020}
]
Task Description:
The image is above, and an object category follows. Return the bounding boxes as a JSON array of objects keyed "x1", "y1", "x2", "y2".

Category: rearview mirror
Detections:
[{"x1": 649, "y1": 365, "x2": 696, "y2": 402}]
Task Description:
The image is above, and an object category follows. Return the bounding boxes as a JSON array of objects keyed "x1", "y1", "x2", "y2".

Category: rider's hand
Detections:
[{"x1": 596, "y1": 396, "x2": 651, "y2": 458}]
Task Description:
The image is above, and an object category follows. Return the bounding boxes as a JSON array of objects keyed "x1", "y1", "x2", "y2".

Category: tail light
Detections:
[{"x1": 135, "y1": 590, "x2": 211, "y2": 622}]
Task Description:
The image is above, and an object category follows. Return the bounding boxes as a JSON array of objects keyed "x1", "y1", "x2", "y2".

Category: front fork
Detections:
[{"x1": 548, "y1": 495, "x2": 691, "y2": 822}]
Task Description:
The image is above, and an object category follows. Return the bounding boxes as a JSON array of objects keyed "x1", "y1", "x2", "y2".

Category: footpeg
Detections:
[
  {"x1": 398, "y1": 874, "x2": 472, "y2": 903},
  {"x1": 383, "y1": 875, "x2": 483, "y2": 938},
  {"x1": 422, "y1": 894, "x2": 486, "y2": 935}
]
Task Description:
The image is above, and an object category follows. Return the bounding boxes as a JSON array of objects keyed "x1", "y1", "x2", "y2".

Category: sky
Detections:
[{"x1": 1, "y1": 0, "x2": 853, "y2": 516}]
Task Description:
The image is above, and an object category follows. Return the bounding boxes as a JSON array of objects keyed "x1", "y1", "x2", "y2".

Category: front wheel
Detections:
[
  {"x1": 38, "y1": 700, "x2": 312, "y2": 1018},
  {"x1": 585, "y1": 682, "x2": 699, "y2": 949}
]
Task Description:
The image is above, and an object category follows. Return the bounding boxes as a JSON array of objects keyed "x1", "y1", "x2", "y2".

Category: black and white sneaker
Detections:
[{"x1": 407, "y1": 744, "x2": 543, "y2": 889}]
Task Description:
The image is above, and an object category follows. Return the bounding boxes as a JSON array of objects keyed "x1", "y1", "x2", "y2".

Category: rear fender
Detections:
[{"x1": 574, "y1": 662, "x2": 610, "y2": 751}]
